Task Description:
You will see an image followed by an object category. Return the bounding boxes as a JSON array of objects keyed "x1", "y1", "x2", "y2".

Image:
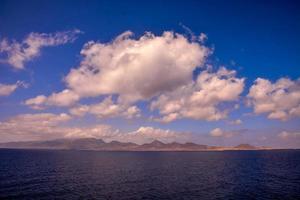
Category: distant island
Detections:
[{"x1": 0, "y1": 138, "x2": 269, "y2": 151}]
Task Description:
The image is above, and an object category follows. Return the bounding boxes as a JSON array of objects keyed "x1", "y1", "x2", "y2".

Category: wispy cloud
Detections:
[{"x1": 0, "y1": 29, "x2": 82, "y2": 69}]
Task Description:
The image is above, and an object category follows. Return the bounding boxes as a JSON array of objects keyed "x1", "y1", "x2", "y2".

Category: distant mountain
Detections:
[
  {"x1": 234, "y1": 144, "x2": 257, "y2": 150},
  {"x1": 0, "y1": 138, "x2": 262, "y2": 151},
  {"x1": 0, "y1": 138, "x2": 106, "y2": 150}
]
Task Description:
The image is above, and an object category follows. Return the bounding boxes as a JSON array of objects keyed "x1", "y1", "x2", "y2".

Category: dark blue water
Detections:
[{"x1": 0, "y1": 149, "x2": 299, "y2": 200}]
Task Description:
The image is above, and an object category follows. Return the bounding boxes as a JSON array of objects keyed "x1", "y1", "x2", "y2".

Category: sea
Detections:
[{"x1": 0, "y1": 149, "x2": 299, "y2": 200}]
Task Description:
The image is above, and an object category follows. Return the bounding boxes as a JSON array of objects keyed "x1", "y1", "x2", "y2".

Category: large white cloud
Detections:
[
  {"x1": 0, "y1": 112, "x2": 188, "y2": 144},
  {"x1": 65, "y1": 31, "x2": 209, "y2": 103},
  {"x1": 247, "y1": 77, "x2": 300, "y2": 121},
  {"x1": 0, "y1": 29, "x2": 81, "y2": 69},
  {"x1": 23, "y1": 31, "x2": 245, "y2": 123},
  {"x1": 150, "y1": 67, "x2": 245, "y2": 122},
  {"x1": 26, "y1": 30, "x2": 209, "y2": 110},
  {"x1": 0, "y1": 81, "x2": 27, "y2": 96}
]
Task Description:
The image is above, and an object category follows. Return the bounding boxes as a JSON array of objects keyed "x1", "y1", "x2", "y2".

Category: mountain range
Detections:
[{"x1": 0, "y1": 138, "x2": 263, "y2": 151}]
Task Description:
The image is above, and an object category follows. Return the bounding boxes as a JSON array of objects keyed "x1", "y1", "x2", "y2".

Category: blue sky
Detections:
[{"x1": 0, "y1": 0, "x2": 299, "y2": 147}]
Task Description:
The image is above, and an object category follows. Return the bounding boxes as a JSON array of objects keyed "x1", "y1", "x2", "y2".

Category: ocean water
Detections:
[{"x1": 0, "y1": 149, "x2": 299, "y2": 200}]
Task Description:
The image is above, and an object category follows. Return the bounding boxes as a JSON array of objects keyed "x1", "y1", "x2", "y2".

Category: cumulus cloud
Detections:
[
  {"x1": 25, "y1": 30, "x2": 210, "y2": 120},
  {"x1": 0, "y1": 113, "x2": 188, "y2": 144},
  {"x1": 0, "y1": 81, "x2": 27, "y2": 96},
  {"x1": 278, "y1": 131, "x2": 300, "y2": 139},
  {"x1": 25, "y1": 89, "x2": 80, "y2": 109},
  {"x1": 247, "y1": 77, "x2": 300, "y2": 121},
  {"x1": 69, "y1": 96, "x2": 140, "y2": 119},
  {"x1": 64, "y1": 30, "x2": 209, "y2": 103},
  {"x1": 209, "y1": 128, "x2": 243, "y2": 138},
  {"x1": 22, "y1": 31, "x2": 243, "y2": 123},
  {"x1": 0, "y1": 29, "x2": 81, "y2": 69},
  {"x1": 150, "y1": 67, "x2": 245, "y2": 122}
]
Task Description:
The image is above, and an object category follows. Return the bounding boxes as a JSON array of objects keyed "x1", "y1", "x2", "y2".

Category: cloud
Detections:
[
  {"x1": 0, "y1": 112, "x2": 112, "y2": 142},
  {"x1": 0, "y1": 113, "x2": 72, "y2": 141},
  {"x1": 247, "y1": 77, "x2": 300, "y2": 121},
  {"x1": 25, "y1": 89, "x2": 80, "y2": 109},
  {"x1": 150, "y1": 67, "x2": 245, "y2": 122},
  {"x1": 69, "y1": 96, "x2": 141, "y2": 119},
  {"x1": 278, "y1": 131, "x2": 300, "y2": 139},
  {"x1": 8, "y1": 112, "x2": 72, "y2": 124},
  {"x1": 209, "y1": 128, "x2": 243, "y2": 138},
  {"x1": 228, "y1": 119, "x2": 242, "y2": 125},
  {"x1": 199, "y1": 33, "x2": 208, "y2": 43},
  {"x1": 0, "y1": 81, "x2": 27, "y2": 96},
  {"x1": 64, "y1": 30, "x2": 209, "y2": 103},
  {"x1": 25, "y1": 30, "x2": 210, "y2": 120},
  {"x1": 0, "y1": 112, "x2": 188, "y2": 144},
  {"x1": 63, "y1": 125, "x2": 121, "y2": 140},
  {"x1": 210, "y1": 128, "x2": 224, "y2": 137},
  {"x1": 23, "y1": 31, "x2": 243, "y2": 123},
  {"x1": 0, "y1": 29, "x2": 81, "y2": 69}
]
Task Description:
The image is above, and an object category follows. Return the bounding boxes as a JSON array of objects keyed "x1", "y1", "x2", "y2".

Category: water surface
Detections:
[{"x1": 0, "y1": 149, "x2": 299, "y2": 199}]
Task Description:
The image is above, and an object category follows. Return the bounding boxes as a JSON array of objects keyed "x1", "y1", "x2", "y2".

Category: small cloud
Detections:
[
  {"x1": 25, "y1": 89, "x2": 79, "y2": 109},
  {"x1": 210, "y1": 128, "x2": 224, "y2": 137},
  {"x1": 0, "y1": 81, "x2": 27, "y2": 96},
  {"x1": 209, "y1": 128, "x2": 245, "y2": 138},
  {"x1": 199, "y1": 33, "x2": 208, "y2": 43},
  {"x1": 228, "y1": 119, "x2": 242, "y2": 125},
  {"x1": 69, "y1": 96, "x2": 141, "y2": 119},
  {"x1": 278, "y1": 131, "x2": 300, "y2": 139},
  {"x1": 234, "y1": 104, "x2": 240, "y2": 109}
]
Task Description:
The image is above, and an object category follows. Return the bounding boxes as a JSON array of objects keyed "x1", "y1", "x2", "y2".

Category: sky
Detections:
[{"x1": 0, "y1": 0, "x2": 300, "y2": 148}]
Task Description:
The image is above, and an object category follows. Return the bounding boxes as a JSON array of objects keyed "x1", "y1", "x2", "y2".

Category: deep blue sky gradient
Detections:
[{"x1": 0, "y1": 0, "x2": 299, "y2": 146}]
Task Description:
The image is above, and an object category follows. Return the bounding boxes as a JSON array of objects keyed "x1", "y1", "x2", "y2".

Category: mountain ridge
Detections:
[{"x1": 0, "y1": 138, "x2": 267, "y2": 151}]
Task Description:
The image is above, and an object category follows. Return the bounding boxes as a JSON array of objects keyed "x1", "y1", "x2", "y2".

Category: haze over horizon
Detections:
[{"x1": 0, "y1": 0, "x2": 300, "y2": 149}]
